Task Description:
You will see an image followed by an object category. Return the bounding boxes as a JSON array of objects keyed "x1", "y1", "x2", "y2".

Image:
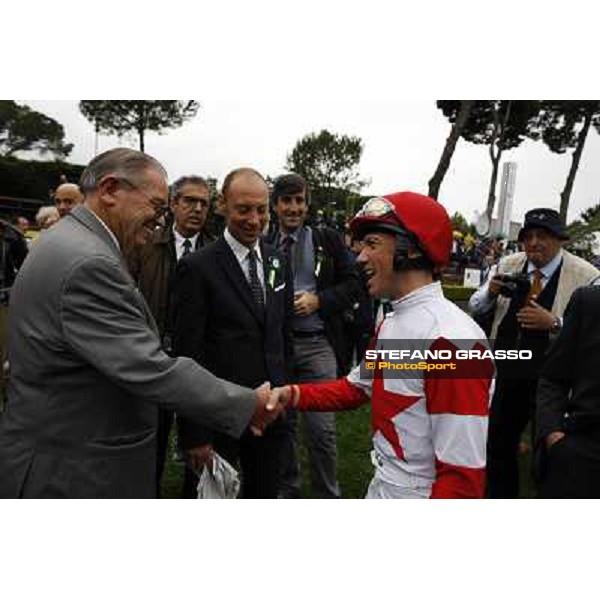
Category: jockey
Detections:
[{"x1": 279, "y1": 191, "x2": 494, "y2": 498}]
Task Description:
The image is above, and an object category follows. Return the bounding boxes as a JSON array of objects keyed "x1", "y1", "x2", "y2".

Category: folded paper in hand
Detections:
[{"x1": 196, "y1": 452, "x2": 240, "y2": 499}]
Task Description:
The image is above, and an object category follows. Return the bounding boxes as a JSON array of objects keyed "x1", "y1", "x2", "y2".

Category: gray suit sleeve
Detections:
[{"x1": 59, "y1": 256, "x2": 256, "y2": 439}]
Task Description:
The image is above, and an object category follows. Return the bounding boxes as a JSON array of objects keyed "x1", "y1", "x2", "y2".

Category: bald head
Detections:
[
  {"x1": 55, "y1": 183, "x2": 83, "y2": 217},
  {"x1": 218, "y1": 167, "x2": 269, "y2": 247}
]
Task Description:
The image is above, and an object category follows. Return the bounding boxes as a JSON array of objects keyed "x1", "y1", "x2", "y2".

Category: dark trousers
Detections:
[
  {"x1": 540, "y1": 433, "x2": 600, "y2": 498},
  {"x1": 182, "y1": 418, "x2": 289, "y2": 499},
  {"x1": 486, "y1": 377, "x2": 537, "y2": 498},
  {"x1": 156, "y1": 408, "x2": 175, "y2": 497}
]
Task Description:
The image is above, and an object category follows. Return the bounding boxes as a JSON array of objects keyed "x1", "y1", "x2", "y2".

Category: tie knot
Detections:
[{"x1": 181, "y1": 238, "x2": 193, "y2": 258}]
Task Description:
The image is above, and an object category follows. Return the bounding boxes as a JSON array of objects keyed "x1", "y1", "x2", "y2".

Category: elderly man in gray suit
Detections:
[{"x1": 0, "y1": 147, "x2": 280, "y2": 499}]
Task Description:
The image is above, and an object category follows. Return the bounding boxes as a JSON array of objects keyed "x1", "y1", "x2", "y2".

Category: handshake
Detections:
[{"x1": 249, "y1": 382, "x2": 299, "y2": 435}]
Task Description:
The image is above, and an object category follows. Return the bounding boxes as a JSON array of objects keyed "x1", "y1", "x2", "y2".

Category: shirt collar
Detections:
[
  {"x1": 173, "y1": 225, "x2": 199, "y2": 250},
  {"x1": 527, "y1": 249, "x2": 563, "y2": 279},
  {"x1": 390, "y1": 281, "x2": 443, "y2": 313},
  {"x1": 88, "y1": 210, "x2": 120, "y2": 251},
  {"x1": 224, "y1": 228, "x2": 263, "y2": 263},
  {"x1": 278, "y1": 225, "x2": 306, "y2": 245}
]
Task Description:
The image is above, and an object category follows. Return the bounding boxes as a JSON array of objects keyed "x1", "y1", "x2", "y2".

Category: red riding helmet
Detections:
[{"x1": 349, "y1": 191, "x2": 452, "y2": 268}]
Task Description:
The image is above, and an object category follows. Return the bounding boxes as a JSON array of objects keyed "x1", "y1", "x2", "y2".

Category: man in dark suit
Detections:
[
  {"x1": 267, "y1": 174, "x2": 362, "y2": 498},
  {"x1": 536, "y1": 284, "x2": 600, "y2": 498},
  {"x1": 173, "y1": 167, "x2": 294, "y2": 498},
  {"x1": 0, "y1": 148, "x2": 281, "y2": 499},
  {"x1": 133, "y1": 175, "x2": 215, "y2": 495}
]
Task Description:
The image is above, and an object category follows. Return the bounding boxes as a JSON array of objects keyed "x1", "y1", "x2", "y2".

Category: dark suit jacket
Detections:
[
  {"x1": 173, "y1": 235, "x2": 294, "y2": 449},
  {"x1": 537, "y1": 285, "x2": 600, "y2": 443},
  {"x1": 267, "y1": 226, "x2": 362, "y2": 374},
  {"x1": 133, "y1": 222, "x2": 214, "y2": 347},
  {"x1": 0, "y1": 206, "x2": 256, "y2": 498}
]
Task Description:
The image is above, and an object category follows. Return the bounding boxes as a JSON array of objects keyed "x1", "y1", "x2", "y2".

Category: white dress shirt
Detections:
[
  {"x1": 173, "y1": 227, "x2": 199, "y2": 262},
  {"x1": 223, "y1": 228, "x2": 265, "y2": 301}
]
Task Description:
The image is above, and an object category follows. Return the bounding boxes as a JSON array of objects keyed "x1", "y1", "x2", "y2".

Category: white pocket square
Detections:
[{"x1": 274, "y1": 283, "x2": 286, "y2": 292}]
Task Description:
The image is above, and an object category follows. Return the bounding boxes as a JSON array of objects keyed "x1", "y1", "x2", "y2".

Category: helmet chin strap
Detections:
[{"x1": 392, "y1": 232, "x2": 431, "y2": 272}]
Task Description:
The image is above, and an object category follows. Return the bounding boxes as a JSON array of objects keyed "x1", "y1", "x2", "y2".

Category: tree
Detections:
[
  {"x1": 565, "y1": 201, "x2": 600, "y2": 260},
  {"x1": 533, "y1": 101, "x2": 600, "y2": 224},
  {"x1": 0, "y1": 100, "x2": 73, "y2": 159},
  {"x1": 286, "y1": 129, "x2": 366, "y2": 215},
  {"x1": 450, "y1": 211, "x2": 478, "y2": 239},
  {"x1": 437, "y1": 100, "x2": 541, "y2": 221},
  {"x1": 428, "y1": 100, "x2": 474, "y2": 199},
  {"x1": 79, "y1": 101, "x2": 199, "y2": 152}
]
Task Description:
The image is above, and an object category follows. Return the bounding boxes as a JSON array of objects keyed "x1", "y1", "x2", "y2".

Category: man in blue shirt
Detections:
[
  {"x1": 268, "y1": 174, "x2": 362, "y2": 498},
  {"x1": 469, "y1": 208, "x2": 598, "y2": 497}
]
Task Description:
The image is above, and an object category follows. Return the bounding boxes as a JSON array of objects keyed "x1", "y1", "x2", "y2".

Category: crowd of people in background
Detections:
[{"x1": 2, "y1": 147, "x2": 600, "y2": 499}]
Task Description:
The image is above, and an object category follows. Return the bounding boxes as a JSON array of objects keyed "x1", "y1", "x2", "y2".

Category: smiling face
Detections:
[
  {"x1": 356, "y1": 231, "x2": 399, "y2": 298},
  {"x1": 274, "y1": 189, "x2": 308, "y2": 233},
  {"x1": 103, "y1": 168, "x2": 170, "y2": 255},
  {"x1": 521, "y1": 227, "x2": 562, "y2": 268},
  {"x1": 171, "y1": 182, "x2": 210, "y2": 237},
  {"x1": 221, "y1": 172, "x2": 269, "y2": 247}
]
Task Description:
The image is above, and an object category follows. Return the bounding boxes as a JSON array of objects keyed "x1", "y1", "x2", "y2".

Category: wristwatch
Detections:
[{"x1": 550, "y1": 316, "x2": 563, "y2": 333}]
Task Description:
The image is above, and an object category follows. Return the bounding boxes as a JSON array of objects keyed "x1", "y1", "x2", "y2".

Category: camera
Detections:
[{"x1": 495, "y1": 273, "x2": 531, "y2": 299}]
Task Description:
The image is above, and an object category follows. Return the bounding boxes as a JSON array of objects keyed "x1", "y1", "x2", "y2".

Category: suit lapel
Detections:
[
  {"x1": 216, "y1": 237, "x2": 265, "y2": 326},
  {"x1": 262, "y1": 241, "x2": 276, "y2": 326}
]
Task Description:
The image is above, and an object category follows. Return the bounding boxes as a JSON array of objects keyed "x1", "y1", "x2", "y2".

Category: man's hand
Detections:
[
  {"x1": 545, "y1": 431, "x2": 565, "y2": 450},
  {"x1": 271, "y1": 385, "x2": 294, "y2": 409},
  {"x1": 186, "y1": 443, "x2": 213, "y2": 472},
  {"x1": 294, "y1": 291, "x2": 320, "y2": 316},
  {"x1": 488, "y1": 276, "x2": 504, "y2": 297},
  {"x1": 516, "y1": 299, "x2": 556, "y2": 330},
  {"x1": 249, "y1": 382, "x2": 285, "y2": 436}
]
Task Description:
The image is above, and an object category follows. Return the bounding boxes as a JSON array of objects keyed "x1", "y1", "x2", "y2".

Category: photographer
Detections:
[{"x1": 469, "y1": 208, "x2": 599, "y2": 497}]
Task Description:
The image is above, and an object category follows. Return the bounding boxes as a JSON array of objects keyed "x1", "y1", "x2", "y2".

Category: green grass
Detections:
[
  {"x1": 160, "y1": 404, "x2": 536, "y2": 499},
  {"x1": 160, "y1": 405, "x2": 374, "y2": 499}
]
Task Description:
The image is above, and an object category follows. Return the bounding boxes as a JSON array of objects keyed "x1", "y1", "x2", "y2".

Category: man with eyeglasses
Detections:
[
  {"x1": 469, "y1": 207, "x2": 599, "y2": 498},
  {"x1": 132, "y1": 175, "x2": 215, "y2": 495},
  {"x1": 0, "y1": 148, "x2": 283, "y2": 499}
]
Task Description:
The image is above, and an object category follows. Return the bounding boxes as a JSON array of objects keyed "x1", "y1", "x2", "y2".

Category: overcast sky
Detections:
[{"x1": 23, "y1": 99, "x2": 600, "y2": 226}]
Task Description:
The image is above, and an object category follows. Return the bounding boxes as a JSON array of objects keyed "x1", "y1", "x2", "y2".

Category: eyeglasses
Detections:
[
  {"x1": 178, "y1": 195, "x2": 209, "y2": 210},
  {"x1": 115, "y1": 177, "x2": 170, "y2": 220},
  {"x1": 354, "y1": 197, "x2": 395, "y2": 218}
]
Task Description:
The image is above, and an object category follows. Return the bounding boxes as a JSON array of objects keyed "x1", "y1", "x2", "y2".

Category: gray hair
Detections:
[
  {"x1": 35, "y1": 205, "x2": 60, "y2": 228},
  {"x1": 171, "y1": 175, "x2": 210, "y2": 200},
  {"x1": 79, "y1": 147, "x2": 167, "y2": 194}
]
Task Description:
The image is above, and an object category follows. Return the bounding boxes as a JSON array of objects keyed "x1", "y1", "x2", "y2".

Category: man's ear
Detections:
[
  {"x1": 169, "y1": 196, "x2": 178, "y2": 211},
  {"x1": 96, "y1": 176, "x2": 120, "y2": 208},
  {"x1": 215, "y1": 194, "x2": 226, "y2": 217}
]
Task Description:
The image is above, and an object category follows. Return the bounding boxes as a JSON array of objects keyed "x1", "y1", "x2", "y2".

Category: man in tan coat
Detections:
[{"x1": 469, "y1": 208, "x2": 599, "y2": 497}]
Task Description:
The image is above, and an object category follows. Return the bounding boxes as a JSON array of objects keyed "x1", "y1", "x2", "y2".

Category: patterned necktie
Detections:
[
  {"x1": 247, "y1": 248, "x2": 265, "y2": 309},
  {"x1": 526, "y1": 269, "x2": 543, "y2": 303},
  {"x1": 182, "y1": 238, "x2": 192, "y2": 259}
]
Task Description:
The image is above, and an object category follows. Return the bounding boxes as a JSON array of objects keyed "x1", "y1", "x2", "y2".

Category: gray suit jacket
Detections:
[{"x1": 0, "y1": 205, "x2": 256, "y2": 498}]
